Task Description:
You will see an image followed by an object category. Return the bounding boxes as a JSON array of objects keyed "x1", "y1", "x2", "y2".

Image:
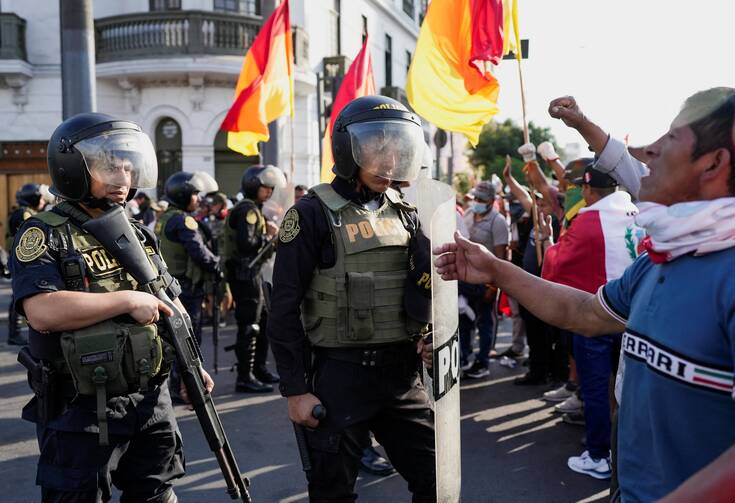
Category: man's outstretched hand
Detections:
[{"x1": 433, "y1": 231, "x2": 498, "y2": 284}]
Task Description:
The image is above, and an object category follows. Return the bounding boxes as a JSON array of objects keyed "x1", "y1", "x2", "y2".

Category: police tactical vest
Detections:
[
  {"x1": 155, "y1": 207, "x2": 204, "y2": 284},
  {"x1": 302, "y1": 184, "x2": 415, "y2": 347},
  {"x1": 223, "y1": 198, "x2": 265, "y2": 262},
  {"x1": 30, "y1": 204, "x2": 170, "y2": 444}
]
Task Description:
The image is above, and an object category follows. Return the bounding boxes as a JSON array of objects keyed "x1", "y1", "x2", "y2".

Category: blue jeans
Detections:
[
  {"x1": 459, "y1": 300, "x2": 496, "y2": 367},
  {"x1": 571, "y1": 332, "x2": 620, "y2": 459}
]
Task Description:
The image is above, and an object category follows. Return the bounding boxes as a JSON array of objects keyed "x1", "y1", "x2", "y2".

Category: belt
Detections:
[{"x1": 316, "y1": 343, "x2": 417, "y2": 368}]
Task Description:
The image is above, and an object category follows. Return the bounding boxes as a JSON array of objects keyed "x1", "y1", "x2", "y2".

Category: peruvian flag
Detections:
[{"x1": 542, "y1": 191, "x2": 644, "y2": 292}]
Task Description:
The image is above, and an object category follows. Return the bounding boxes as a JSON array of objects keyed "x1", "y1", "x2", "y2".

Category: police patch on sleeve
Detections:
[
  {"x1": 184, "y1": 216, "x2": 198, "y2": 231},
  {"x1": 22, "y1": 211, "x2": 31, "y2": 220},
  {"x1": 246, "y1": 210, "x2": 258, "y2": 225},
  {"x1": 279, "y1": 208, "x2": 301, "y2": 243},
  {"x1": 15, "y1": 226, "x2": 47, "y2": 263}
]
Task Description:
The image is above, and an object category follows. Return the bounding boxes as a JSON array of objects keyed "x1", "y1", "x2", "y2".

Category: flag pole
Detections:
[
  {"x1": 514, "y1": 50, "x2": 542, "y2": 266},
  {"x1": 289, "y1": 115, "x2": 296, "y2": 183}
]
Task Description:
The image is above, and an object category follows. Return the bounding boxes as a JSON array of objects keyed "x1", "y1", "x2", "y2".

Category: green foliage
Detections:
[
  {"x1": 453, "y1": 171, "x2": 473, "y2": 196},
  {"x1": 468, "y1": 119, "x2": 561, "y2": 184}
]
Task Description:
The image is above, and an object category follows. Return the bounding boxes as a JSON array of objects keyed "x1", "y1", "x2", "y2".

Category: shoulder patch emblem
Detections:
[
  {"x1": 279, "y1": 208, "x2": 301, "y2": 243},
  {"x1": 184, "y1": 216, "x2": 198, "y2": 231},
  {"x1": 22, "y1": 211, "x2": 32, "y2": 220},
  {"x1": 246, "y1": 210, "x2": 258, "y2": 225},
  {"x1": 15, "y1": 226, "x2": 47, "y2": 263}
]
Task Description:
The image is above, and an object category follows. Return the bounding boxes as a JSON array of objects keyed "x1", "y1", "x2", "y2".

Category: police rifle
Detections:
[
  {"x1": 246, "y1": 238, "x2": 276, "y2": 270},
  {"x1": 82, "y1": 205, "x2": 251, "y2": 503}
]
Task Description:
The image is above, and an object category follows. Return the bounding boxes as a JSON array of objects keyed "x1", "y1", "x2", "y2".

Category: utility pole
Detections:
[{"x1": 60, "y1": 0, "x2": 96, "y2": 119}]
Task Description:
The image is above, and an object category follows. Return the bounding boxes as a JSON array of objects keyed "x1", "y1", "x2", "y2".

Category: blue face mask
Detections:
[{"x1": 471, "y1": 202, "x2": 488, "y2": 213}]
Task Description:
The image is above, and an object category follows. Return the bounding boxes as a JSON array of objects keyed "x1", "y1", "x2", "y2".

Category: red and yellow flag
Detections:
[
  {"x1": 320, "y1": 36, "x2": 376, "y2": 182},
  {"x1": 221, "y1": 0, "x2": 294, "y2": 156},
  {"x1": 406, "y1": 0, "x2": 520, "y2": 146}
]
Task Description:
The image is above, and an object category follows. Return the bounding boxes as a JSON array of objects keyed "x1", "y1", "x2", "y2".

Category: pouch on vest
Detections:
[
  {"x1": 344, "y1": 272, "x2": 375, "y2": 342},
  {"x1": 60, "y1": 321, "x2": 163, "y2": 446}
]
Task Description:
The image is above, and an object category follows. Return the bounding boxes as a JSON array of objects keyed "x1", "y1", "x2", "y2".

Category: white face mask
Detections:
[{"x1": 471, "y1": 202, "x2": 488, "y2": 214}]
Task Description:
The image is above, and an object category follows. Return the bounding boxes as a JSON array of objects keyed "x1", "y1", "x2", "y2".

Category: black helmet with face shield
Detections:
[
  {"x1": 47, "y1": 113, "x2": 158, "y2": 205},
  {"x1": 331, "y1": 95, "x2": 424, "y2": 183}
]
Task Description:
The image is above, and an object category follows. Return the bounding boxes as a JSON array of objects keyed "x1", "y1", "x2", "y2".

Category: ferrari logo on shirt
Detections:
[
  {"x1": 184, "y1": 216, "x2": 198, "y2": 231},
  {"x1": 15, "y1": 226, "x2": 47, "y2": 263}
]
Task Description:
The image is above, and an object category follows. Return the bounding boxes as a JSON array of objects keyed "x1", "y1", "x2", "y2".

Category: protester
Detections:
[
  {"x1": 539, "y1": 161, "x2": 643, "y2": 479},
  {"x1": 460, "y1": 180, "x2": 509, "y2": 378},
  {"x1": 503, "y1": 161, "x2": 566, "y2": 385},
  {"x1": 435, "y1": 87, "x2": 735, "y2": 502}
]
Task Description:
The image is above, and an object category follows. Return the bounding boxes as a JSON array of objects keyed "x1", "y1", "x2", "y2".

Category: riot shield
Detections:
[{"x1": 416, "y1": 176, "x2": 460, "y2": 503}]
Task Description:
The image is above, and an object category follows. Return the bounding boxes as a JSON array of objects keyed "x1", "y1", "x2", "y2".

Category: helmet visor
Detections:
[
  {"x1": 257, "y1": 165, "x2": 287, "y2": 189},
  {"x1": 75, "y1": 130, "x2": 158, "y2": 189},
  {"x1": 189, "y1": 171, "x2": 219, "y2": 194},
  {"x1": 348, "y1": 120, "x2": 424, "y2": 182}
]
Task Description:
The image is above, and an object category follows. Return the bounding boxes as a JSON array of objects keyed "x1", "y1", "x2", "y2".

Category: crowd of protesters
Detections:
[{"x1": 440, "y1": 87, "x2": 735, "y2": 502}]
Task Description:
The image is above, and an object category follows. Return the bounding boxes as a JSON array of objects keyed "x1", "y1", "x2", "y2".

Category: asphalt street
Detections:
[{"x1": 0, "y1": 278, "x2": 609, "y2": 502}]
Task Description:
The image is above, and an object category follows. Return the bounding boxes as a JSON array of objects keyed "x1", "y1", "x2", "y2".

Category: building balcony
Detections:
[
  {"x1": 94, "y1": 10, "x2": 262, "y2": 81},
  {"x1": 0, "y1": 13, "x2": 26, "y2": 61},
  {"x1": 0, "y1": 13, "x2": 31, "y2": 109}
]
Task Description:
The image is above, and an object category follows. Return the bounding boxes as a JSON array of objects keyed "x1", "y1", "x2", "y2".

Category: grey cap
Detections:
[{"x1": 469, "y1": 181, "x2": 496, "y2": 201}]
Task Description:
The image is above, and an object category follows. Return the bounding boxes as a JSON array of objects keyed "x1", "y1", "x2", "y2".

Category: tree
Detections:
[{"x1": 468, "y1": 119, "x2": 561, "y2": 184}]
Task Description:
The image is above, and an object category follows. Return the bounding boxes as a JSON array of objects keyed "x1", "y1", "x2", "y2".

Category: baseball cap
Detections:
[
  {"x1": 404, "y1": 229, "x2": 432, "y2": 324},
  {"x1": 562, "y1": 157, "x2": 595, "y2": 184},
  {"x1": 571, "y1": 161, "x2": 618, "y2": 188},
  {"x1": 469, "y1": 181, "x2": 496, "y2": 201}
]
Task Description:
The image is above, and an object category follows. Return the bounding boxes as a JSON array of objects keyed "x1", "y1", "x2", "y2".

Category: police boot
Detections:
[
  {"x1": 253, "y1": 328, "x2": 279, "y2": 384},
  {"x1": 235, "y1": 325, "x2": 273, "y2": 393},
  {"x1": 7, "y1": 302, "x2": 27, "y2": 346}
]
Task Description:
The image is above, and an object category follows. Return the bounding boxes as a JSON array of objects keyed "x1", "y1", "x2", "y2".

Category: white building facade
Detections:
[{"x1": 0, "y1": 0, "x2": 429, "y2": 200}]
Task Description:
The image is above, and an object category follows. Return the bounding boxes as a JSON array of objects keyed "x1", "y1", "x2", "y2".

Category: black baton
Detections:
[{"x1": 293, "y1": 404, "x2": 327, "y2": 473}]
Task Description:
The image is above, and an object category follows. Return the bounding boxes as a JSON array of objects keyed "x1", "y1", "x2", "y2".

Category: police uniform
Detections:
[
  {"x1": 268, "y1": 176, "x2": 436, "y2": 501},
  {"x1": 6, "y1": 204, "x2": 37, "y2": 344},
  {"x1": 224, "y1": 196, "x2": 275, "y2": 392},
  {"x1": 155, "y1": 205, "x2": 218, "y2": 345},
  {"x1": 12, "y1": 201, "x2": 183, "y2": 503}
]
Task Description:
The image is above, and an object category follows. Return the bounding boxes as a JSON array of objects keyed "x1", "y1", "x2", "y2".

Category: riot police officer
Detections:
[
  {"x1": 5, "y1": 183, "x2": 47, "y2": 345},
  {"x1": 268, "y1": 95, "x2": 436, "y2": 501},
  {"x1": 224, "y1": 165, "x2": 282, "y2": 393},
  {"x1": 156, "y1": 171, "x2": 220, "y2": 346},
  {"x1": 11, "y1": 112, "x2": 214, "y2": 502}
]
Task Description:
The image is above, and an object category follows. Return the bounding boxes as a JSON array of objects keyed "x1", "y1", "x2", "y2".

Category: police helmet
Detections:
[
  {"x1": 47, "y1": 112, "x2": 158, "y2": 203},
  {"x1": 164, "y1": 171, "x2": 219, "y2": 210},
  {"x1": 331, "y1": 95, "x2": 424, "y2": 182},
  {"x1": 241, "y1": 164, "x2": 284, "y2": 199},
  {"x1": 16, "y1": 183, "x2": 42, "y2": 208}
]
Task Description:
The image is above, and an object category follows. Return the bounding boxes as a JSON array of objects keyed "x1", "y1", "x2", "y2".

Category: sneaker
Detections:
[
  {"x1": 555, "y1": 394, "x2": 584, "y2": 414},
  {"x1": 543, "y1": 384, "x2": 574, "y2": 403},
  {"x1": 499, "y1": 347, "x2": 524, "y2": 359},
  {"x1": 562, "y1": 412, "x2": 586, "y2": 426},
  {"x1": 567, "y1": 450, "x2": 611, "y2": 480},
  {"x1": 463, "y1": 360, "x2": 490, "y2": 379},
  {"x1": 460, "y1": 359, "x2": 474, "y2": 372}
]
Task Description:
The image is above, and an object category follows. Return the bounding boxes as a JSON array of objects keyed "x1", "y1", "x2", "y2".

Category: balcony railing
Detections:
[
  {"x1": 95, "y1": 10, "x2": 262, "y2": 63},
  {"x1": 0, "y1": 13, "x2": 27, "y2": 60}
]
